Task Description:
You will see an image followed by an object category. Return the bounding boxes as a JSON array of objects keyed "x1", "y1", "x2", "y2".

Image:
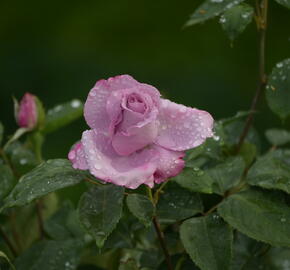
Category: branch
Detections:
[
  {"x1": 152, "y1": 217, "x2": 173, "y2": 270},
  {"x1": 236, "y1": 0, "x2": 268, "y2": 153},
  {"x1": 147, "y1": 187, "x2": 173, "y2": 270}
]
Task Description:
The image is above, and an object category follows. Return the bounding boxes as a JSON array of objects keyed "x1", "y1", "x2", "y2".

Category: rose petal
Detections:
[
  {"x1": 155, "y1": 99, "x2": 214, "y2": 151},
  {"x1": 84, "y1": 75, "x2": 139, "y2": 130},
  {"x1": 68, "y1": 142, "x2": 89, "y2": 170},
  {"x1": 81, "y1": 130, "x2": 159, "y2": 189},
  {"x1": 106, "y1": 87, "x2": 160, "y2": 136},
  {"x1": 152, "y1": 145, "x2": 185, "y2": 184},
  {"x1": 17, "y1": 93, "x2": 37, "y2": 129},
  {"x1": 107, "y1": 88, "x2": 160, "y2": 155},
  {"x1": 84, "y1": 75, "x2": 161, "y2": 132},
  {"x1": 112, "y1": 121, "x2": 159, "y2": 156},
  {"x1": 118, "y1": 108, "x2": 144, "y2": 131}
]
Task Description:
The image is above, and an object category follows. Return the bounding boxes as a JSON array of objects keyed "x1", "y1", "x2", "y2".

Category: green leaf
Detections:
[
  {"x1": 219, "y1": 111, "x2": 251, "y2": 125},
  {"x1": 219, "y1": 4, "x2": 254, "y2": 41},
  {"x1": 14, "y1": 239, "x2": 83, "y2": 270},
  {"x1": 140, "y1": 249, "x2": 163, "y2": 269},
  {"x1": 274, "y1": 0, "x2": 290, "y2": 9},
  {"x1": 43, "y1": 99, "x2": 83, "y2": 134},
  {"x1": 180, "y1": 213, "x2": 233, "y2": 270},
  {"x1": 176, "y1": 157, "x2": 244, "y2": 195},
  {"x1": 268, "y1": 247, "x2": 290, "y2": 269},
  {"x1": 185, "y1": 0, "x2": 245, "y2": 27},
  {"x1": 44, "y1": 201, "x2": 84, "y2": 240},
  {"x1": 126, "y1": 194, "x2": 154, "y2": 227},
  {"x1": 0, "y1": 250, "x2": 16, "y2": 270},
  {"x1": 185, "y1": 143, "x2": 207, "y2": 162},
  {"x1": 265, "y1": 128, "x2": 290, "y2": 146},
  {"x1": 158, "y1": 255, "x2": 199, "y2": 270},
  {"x1": 174, "y1": 167, "x2": 214, "y2": 194},
  {"x1": 103, "y1": 216, "x2": 135, "y2": 250},
  {"x1": 11, "y1": 193, "x2": 58, "y2": 250},
  {"x1": 118, "y1": 259, "x2": 139, "y2": 270},
  {"x1": 218, "y1": 188, "x2": 290, "y2": 247},
  {"x1": 0, "y1": 164, "x2": 15, "y2": 202},
  {"x1": 4, "y1": 127, "x2": 30, "y2": 150},
  {"x1": 185, "y1": 121, "x2": 226, "y2": 167},
  {"x1": 2, "y1": 159, "x2": 86, "y2": 210},
  {"x1": 239, "y1": 143, "x2": 257, "y2": 167},
  {"x1": 4, "y1": 141, "x2": 38, "y2": 175},
  {"x1": 209, "y1": 156, "x2": 245, "y2": 195},
  {"x1": 78, "y1": 185, "x2": 124, "y2": 248},
  {"x1": 230, "y1": 232, "x2": 266, "y2": 270},
  {"x1": 266, "y1": 59, "x2": 290, "y2": 120},
  {"x1": 223, "y1": 120, "x2": 260, "y2": 147},
  {"x1": 0, "y1": 122, "x2": 3, "y2": 146},
  {"x1": 157, "y1": 183, "x2": 203, "y2": 223},
  {"x1": 247, "y1": 149, "x2": 290, "y2": 194}
]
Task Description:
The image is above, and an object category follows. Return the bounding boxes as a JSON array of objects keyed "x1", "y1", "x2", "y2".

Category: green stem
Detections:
[
  {"x1": 29, "y1": 132, "x2": 44, "y2": 163},
  {"x1": 147, "y1": 186, "x2": 154, "y2": 204},
  {"x1": 84, "y1": 177, "x2": 102, "y2": 186},
  {"x1": 0, "y1": 148, "x2": 19, "y2": 178},
  {"x1": 0, "y1": 226, "x2": 17, "y2": 257},
  {"x1": 36, "y1": 200, "x2": 45, "y2": 238},
  {"x1": 154, "y1": 181, "x2": 169, "y2": 204},
  {"x1": 9, "y1": 211, "x2": 22, "y2": 252},
  {"x1": 29, "y1": 131, "x2": 45, "y2": 238},
  {"x1": 175, "y1": 256, "x2": 186, "y2": 270},
  {"x1": 0, "y1": 148, "x2": 10, "y2": 166}
]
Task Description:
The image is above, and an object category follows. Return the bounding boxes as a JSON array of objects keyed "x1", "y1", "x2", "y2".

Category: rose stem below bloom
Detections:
[
  {"x1": 147, "y1": 187, "x2": 173, "y2": 270},
  {"x1": 153, "y1": 181, "x2": 169, "y2": 204}
]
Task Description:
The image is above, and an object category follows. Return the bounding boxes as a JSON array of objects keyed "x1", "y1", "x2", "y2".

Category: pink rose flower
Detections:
[
  {"x1": 17, "y1": 93, "x2": 38, "y2": 129},
  {"x1": 68, "y1": 75, "x2": 213, "y2": 189}
]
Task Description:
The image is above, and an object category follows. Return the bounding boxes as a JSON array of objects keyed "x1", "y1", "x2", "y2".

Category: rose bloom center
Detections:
[{"x1": 126, "y1": 93, "x2": 146, "y2": 113}]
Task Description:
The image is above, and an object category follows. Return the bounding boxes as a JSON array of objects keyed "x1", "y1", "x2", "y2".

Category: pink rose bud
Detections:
[
  {"x1": 69, "y1": 75, "x2": 214, "y2": 189},
  {"x1": 17, "y1": 93, "x2": 38, "y2": 129}
]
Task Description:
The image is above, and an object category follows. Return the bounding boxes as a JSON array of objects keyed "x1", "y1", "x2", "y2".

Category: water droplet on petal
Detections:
[
  {"x1": 94, "y1": 164, "x2": 102, "y2": 170},
  {"x1": 90, "y1": 91, "x2": 96, "y2": 97},
  {"x1": 68, "y1": 151, "x2": 76, "y2": 160}
]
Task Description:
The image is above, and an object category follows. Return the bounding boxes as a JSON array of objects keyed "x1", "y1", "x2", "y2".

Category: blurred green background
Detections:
[{"x1": 0, "y1": 0, "x2": 289, "y2": 158}]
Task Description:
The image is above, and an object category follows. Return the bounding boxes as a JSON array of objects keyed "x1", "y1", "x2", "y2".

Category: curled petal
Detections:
[
  {"x1": 84, "y1": 75, "x2": 160, "y2": 132},
  {"x1": 106, "y1": 86, "x2": 160, "y2": 136},
  {"x1": 81, "y1": 130, "x2": 159, "y2": 189},
  {"x1": 84, "y1": 75, "x2": 139, "y2": 130},
  {"x1": 112, "y1": 121, "x2": 159, "y2": 156},
  {"x1": 68, "y1": 142, "x2": 89, "y2": 170},
  {"x1": 155, "y1": 99, "x2": 214, "y2": 151},
  {"x1": 152, "y1": 145, "x2": 185, "y2": 184}
]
